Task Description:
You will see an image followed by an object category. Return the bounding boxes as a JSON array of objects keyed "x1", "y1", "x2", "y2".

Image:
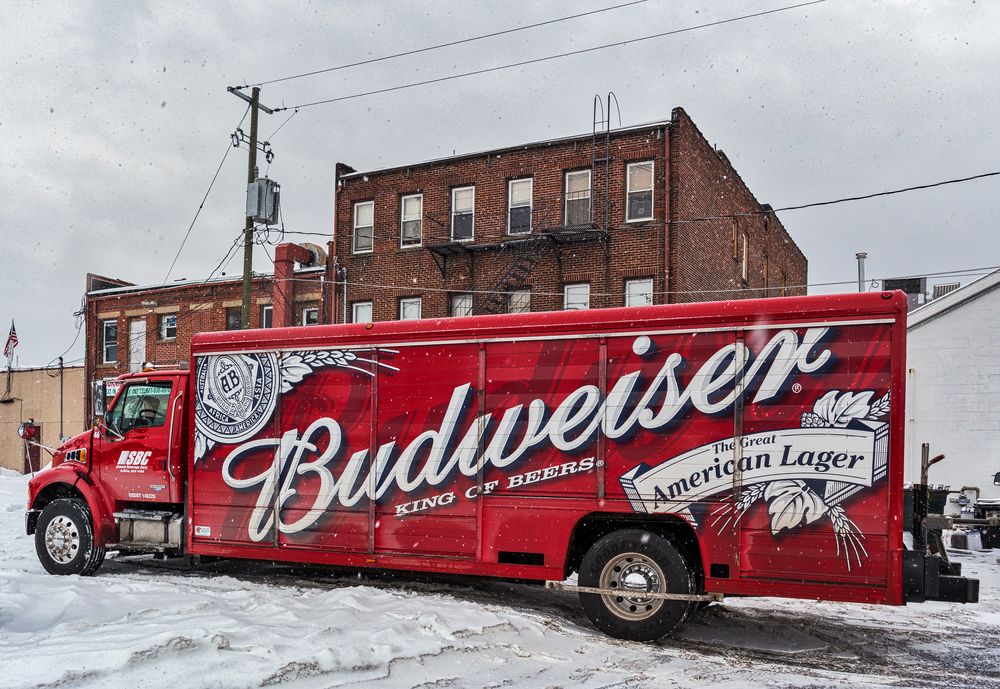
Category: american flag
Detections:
[{"x1": 3, "y1": 321, "x2": 17, "y2": 360}]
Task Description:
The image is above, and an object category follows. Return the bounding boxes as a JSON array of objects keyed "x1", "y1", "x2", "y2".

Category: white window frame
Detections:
[
  {"x1": 399, "y1": 297, "x2": 421, "y2": 320},
  {"x1": 507, "y1": 178, "x2": 533, "y2": 235},
  {"x1": 351, "y1": 301, "x2": 373, "y2": 324},
  {"x1": 352, "y1": 200, "x2": 374, "y2": 254},
  {"x1": 563, "y1": 283, "x2": 590, "y2": 311},
  {"x1": 449, "y1": 293, "x2": 473, "y2": 317},
  {"x1": 158, "y1": 313, "x2": 177, "y2": 340},
  {"x1": 260, "y1": 305, "x2": 273, "y2": 328},
  {"x1": 102, "y1": 319, "x2": 117, "y2": 364},
  {"x1": 625, "y1": 278, "x2": 654, "y2": 307},
  {"x1": 564, "y1": 170, "x2": 592, "y2": 226},
  {"x1": 625, "y1": 161, "x2": 654, "y2": 222},
  {"x1": 400, "y1": 194, "x2": 422, "y2": 247},
  {"x1": 302, "y1": 307, "x2": 319, "y2": 326},
  {"x1": 508, "y1": 289, "x2": 531, "y2": 314},
  {"x1": 451, "y1": 186, "x2": 475, "y2": 241}
]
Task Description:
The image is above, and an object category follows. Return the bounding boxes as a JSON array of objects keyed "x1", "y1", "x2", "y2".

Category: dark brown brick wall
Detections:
[
  {"x1": 334, "y1": 126, "x2": 672, "y2": 321},
  {"x1": 332, "y1": 108, "x2": 806, "y2": 321}
]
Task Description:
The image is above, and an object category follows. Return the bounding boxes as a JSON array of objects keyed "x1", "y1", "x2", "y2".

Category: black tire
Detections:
[
  {"x1": 578, "y1": 529, "x2": 695, "y2": 641},
  {"x1": 34, "y1": 498, "x2": 106, "y2": 576}
]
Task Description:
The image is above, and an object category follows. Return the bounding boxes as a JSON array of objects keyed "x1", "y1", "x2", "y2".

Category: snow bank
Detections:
[{"x1": 2, "y1": 471, "x2": 998, "y2": 688}]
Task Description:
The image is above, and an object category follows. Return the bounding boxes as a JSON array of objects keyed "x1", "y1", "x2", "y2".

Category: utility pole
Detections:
[
  {"x1": 240, "y1": 87, "x2": 260, "y2": 329},
  {"x1": 227, "y1": 86, "x2": 274, "y2": 329}
]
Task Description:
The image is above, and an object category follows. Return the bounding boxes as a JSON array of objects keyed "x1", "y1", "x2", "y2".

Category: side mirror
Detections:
[
  {"x1": 994, "y1": 472, "x2": 1000, "y2": 487},
  {"x1": 92, "y1": 380, "x2": 107, "y2": 419}
]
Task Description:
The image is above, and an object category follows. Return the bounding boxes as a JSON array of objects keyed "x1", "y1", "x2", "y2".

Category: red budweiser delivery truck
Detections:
[{"x1": 26, "y1": 292, "x2": 978, "y2": 640}]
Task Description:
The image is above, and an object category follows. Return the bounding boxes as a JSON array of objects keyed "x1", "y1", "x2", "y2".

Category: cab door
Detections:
[{"x1": 98, "y1": 380, "x2": 177, "y2": 504}]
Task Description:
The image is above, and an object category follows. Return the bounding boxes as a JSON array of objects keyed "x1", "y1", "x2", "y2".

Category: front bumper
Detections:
[{"x1": 25, "y1": 509, "x2": 40, "y2": 535}]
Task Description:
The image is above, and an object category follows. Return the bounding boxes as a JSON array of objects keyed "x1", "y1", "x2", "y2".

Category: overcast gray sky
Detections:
[{"x1": 2, "y1": 0, "x2": 998, "y2": 368}]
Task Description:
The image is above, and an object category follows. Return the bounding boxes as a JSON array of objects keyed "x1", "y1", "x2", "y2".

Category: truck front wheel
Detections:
[
  {"x1": 34, "y1": 498, "x2": 106, "y2": 576},
  {"x1": 578, "y1": 529, "x2": 695, "y2": 641}
]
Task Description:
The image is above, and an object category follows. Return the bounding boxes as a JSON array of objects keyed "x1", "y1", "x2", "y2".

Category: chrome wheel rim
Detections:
[
  {"x1": 599, "y1": 551, "x2": 665, "y2": 621},
  {"x1": 44, "y1": 515, "x2": 81, "y2": 564}
]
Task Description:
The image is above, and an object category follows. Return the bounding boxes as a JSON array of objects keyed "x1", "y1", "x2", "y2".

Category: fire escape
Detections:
[{"x1": 426, "y1": 94, "x2": 620, "y2": 314}]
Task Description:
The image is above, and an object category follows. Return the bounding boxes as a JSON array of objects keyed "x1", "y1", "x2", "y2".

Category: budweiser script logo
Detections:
[{"x1": 217, "y1": 328, "x2": 834, "y2": 543}]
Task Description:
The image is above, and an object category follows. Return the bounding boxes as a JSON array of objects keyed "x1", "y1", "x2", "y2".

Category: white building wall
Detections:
[{"x1": 906, "y1": 284, "x2": 1000, "y2": 499}]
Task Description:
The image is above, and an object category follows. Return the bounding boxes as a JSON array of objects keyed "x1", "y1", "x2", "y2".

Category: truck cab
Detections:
[{"x1": 26, "y1": 371, "x2": 189, "y2": 575}]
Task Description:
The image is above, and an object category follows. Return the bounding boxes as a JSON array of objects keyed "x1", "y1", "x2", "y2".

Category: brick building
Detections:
[
  {"x1": 328, "y1": 107, "x2": 806, "y2": 323},
  {"x1": 82, "y1": 107, "x2": 806, "y2": 417},
  {"x1": 83, "y1": 269, "x2": 324, "y2": 417}
]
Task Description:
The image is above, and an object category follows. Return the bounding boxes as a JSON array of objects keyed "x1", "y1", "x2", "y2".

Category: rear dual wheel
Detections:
[
  {"x1": 578, "y1": 529, "x2": 695, "y2": 641},
  {"x1": 34, "y1": 498, "x2": 106, "y2": 576}
]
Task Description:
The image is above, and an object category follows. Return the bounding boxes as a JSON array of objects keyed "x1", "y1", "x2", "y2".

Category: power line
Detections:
[
  {"x1": 267, "y1": 108, "x2": 299, "y2": 140},
  {"x1": 669, "y1": 169, "x2": 1000, "y2": 224},
  {"x1": 239, "y1": 0, "x2": 649, "y2": 89},
  {"x1": 771, "y1": 170, "x2": 1000, "y2": 213},
  {"x1": 162, "y1": 105, "x2": 251, "y2": 285},
  {"x1": 203, "y1": 230, "x2": 247, "y2": 285},
  {"x1": 272, "y1": 1, "x2": 826, "y2": 112}
]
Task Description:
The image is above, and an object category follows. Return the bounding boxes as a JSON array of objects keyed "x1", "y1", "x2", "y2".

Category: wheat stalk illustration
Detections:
[
  {"x1": 828, "y1": 504, "x2": 868, "y2": 571},
  {"x1": 711, "y1": 482, "x2": 767, "y2": 532}
]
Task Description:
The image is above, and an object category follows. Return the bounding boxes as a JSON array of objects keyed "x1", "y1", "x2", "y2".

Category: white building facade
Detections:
[{"x1": 905, "y1": 269, "x2": 1000, "y2": 500}]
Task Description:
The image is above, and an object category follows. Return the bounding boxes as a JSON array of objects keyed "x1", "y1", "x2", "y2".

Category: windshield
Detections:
[{"x1": 106, "y1": 382, "x2": 173, "y2": 435}]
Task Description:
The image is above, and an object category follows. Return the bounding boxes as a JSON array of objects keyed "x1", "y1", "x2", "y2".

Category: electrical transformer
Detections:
[{"x1": 246, "y1": 177, "x2": 280, "y2": 225}]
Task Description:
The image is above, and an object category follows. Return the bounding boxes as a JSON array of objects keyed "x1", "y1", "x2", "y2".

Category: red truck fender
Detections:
[{"x1": 28, "y1": 467, "x2": 116, "y2": 547}]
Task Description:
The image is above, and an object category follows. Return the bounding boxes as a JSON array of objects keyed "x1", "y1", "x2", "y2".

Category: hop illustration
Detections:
[{"x1": 800, "y1": 411, "x2": 826, "y2": 428}]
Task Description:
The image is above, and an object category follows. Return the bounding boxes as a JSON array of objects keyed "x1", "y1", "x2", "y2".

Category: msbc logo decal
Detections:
[{"x1": 117, "y1": 450, "x2": 153, "y2": 474}]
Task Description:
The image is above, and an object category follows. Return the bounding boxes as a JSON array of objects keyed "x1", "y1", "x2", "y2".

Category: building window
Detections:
[
  {"x1": 451, "y1": 186, "x2": 475, "y2": 241},
  {"x1": 353, "y1": 201, "x2": 374, "y2": 254},
  {"x1": 225, "y1": 307, "x2": 241, "y2": 331},
  {"x1": 302, "y1": 307, "x2": 319, "y2": 326},
  {"x1": 626, "y1": 161, "x2": 654, "y2": 222},
  {"x1": 260, "y1": 305, "x2": 273, "y2": 328},
  {"x1": 565, "y1": 170, "x2": 592, "y2": 226},
  {"x1": 102, "y1": 320, "x2": 117, "y2": 364},
  {"x1": 449, "y1": 293, "x2": 473, "y2": 317},
  {"x1": 399, "y1": 297, "x2": 421, "y2": 320},
  {"x1": 509, "y1": 289, "x2": 531, "y2": 314},
  {"x1": 351, "y1": 301, "x2": 372, "y2": 323},
  {"x1": 158, "y1": 314, "x2": 177, "y2": 340},
  {"x1": 732, "y1": 218, "x2": 739, "y2": 259},
  {"x1": 741, "y1": 231, "x2": 749, "y2": 281},
  {"x1": 763, "y1": 254, "x2": 770, "y2": 295},
  {"x1": 508, "y1": 178, "x2": 532, "y2": 235},
  {"x1": 625, "y1": 278, "x2": 654, "y2": 307},
  {"x1": 564, "y1": 283, "x2": 590, "y2": 310},
  {"x1": 400, "y1": 194, "x2": 422, "y2": 247}
]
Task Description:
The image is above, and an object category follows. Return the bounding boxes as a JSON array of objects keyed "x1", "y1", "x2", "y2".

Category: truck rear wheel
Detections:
[
  {"x1": 34, "y1": 498, "x2": 106, "y2": 576},
  {"x1": 578, "y1": 529, "x2": 694, "y2": 641}
]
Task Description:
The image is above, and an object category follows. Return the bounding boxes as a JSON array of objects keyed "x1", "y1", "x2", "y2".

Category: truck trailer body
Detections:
[{"x1": 27, "y1": 292, "x2": 976, "y2": 640}]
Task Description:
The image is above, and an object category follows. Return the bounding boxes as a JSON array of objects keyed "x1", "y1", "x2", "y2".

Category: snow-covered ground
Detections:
[{"x1": 2, "y1": 469, "x2": 998, "y2": 689}]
